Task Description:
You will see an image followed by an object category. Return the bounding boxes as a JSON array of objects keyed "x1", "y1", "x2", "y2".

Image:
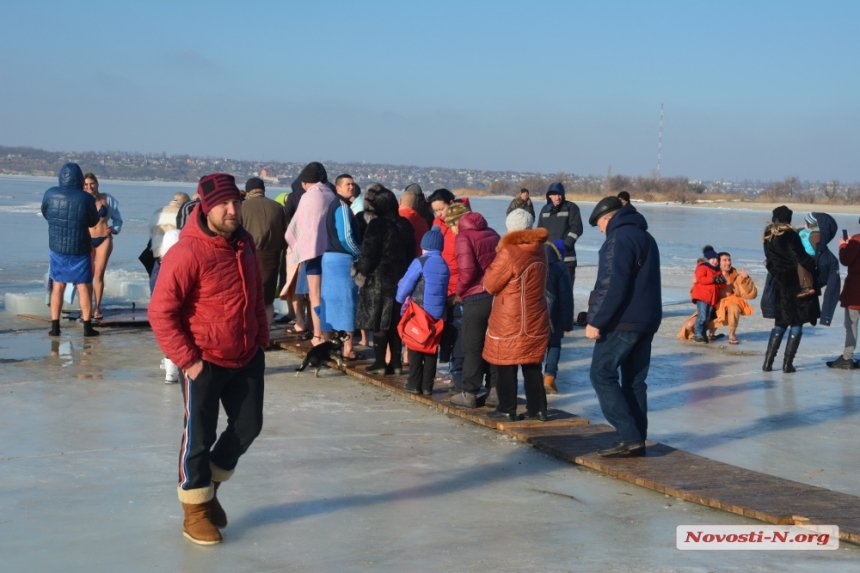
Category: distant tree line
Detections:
[
  {"x1": 4, "y1": 145, "x2": 859, "y2": 205},
  {"x1": 485, "y1": 174, "x2": 860, "y2": 205}
]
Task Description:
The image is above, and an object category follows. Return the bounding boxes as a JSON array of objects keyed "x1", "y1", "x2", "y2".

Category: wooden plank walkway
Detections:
[{"x1": 292, "y1": 332, "x2": 860, "y2": 545}]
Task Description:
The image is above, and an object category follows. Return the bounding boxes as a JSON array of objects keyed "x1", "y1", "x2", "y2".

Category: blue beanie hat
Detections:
[
  {"x1": 702, "y1": 245, "x2": 719, "y2": 260},
  {"x1": 421, "y1": 226, "x2": 444, "y2": 252}
]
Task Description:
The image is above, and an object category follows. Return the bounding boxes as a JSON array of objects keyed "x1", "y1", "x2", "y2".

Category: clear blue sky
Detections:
[{"x1": 3, "y1": 0, "x2": 859, "y2": 182}]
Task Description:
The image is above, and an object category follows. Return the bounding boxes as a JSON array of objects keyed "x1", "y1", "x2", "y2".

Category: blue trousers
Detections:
[
  {"x1": 590, "y1": 330, "x2": 653, "y2": 443},
  {"x1": 694, "y1": 300, "x2": 713, "y2": 338}
]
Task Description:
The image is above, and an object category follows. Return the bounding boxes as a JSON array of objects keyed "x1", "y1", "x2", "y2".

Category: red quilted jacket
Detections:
[{"x1": 149, "y1": 204, "x2": 268, "y2": 370}]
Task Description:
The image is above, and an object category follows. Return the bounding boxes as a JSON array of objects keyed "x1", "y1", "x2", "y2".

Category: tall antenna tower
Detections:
[{"x1": 656, "y1": 103, "x2": 664, "y2": 179}]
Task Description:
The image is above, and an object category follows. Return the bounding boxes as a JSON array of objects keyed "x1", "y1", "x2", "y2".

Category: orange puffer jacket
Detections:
[{"x1": 482, "y1": 228, "x2": 550, "y2": 366}]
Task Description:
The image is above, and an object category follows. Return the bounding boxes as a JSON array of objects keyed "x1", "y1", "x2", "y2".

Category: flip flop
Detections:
[
  {"x1": 729, "y1": 338, "x2": 739, "y2": 345},
  {"x1": 285, "y1": 326, "x2": 312, "y2": 340},
  {"x1": 343, "y1": 351, "x2": 366, "y2": 361}
]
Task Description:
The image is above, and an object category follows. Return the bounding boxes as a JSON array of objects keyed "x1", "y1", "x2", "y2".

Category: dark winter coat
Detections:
[
  {"x1": 396, "y1": 251, "x2": 450, "y2": 320},
  {"x1": 482, "y1": 227, "x2": 550, "y2": 366},
  {"x1": 41, "y1": 163, "x2": 99, "y2": 255},
  {"x1": 811, "y1": 212, "x2": 841, "y2": 326},
  {"x1": 355, "y1": 212, "x2": 416, "y2": 331},
  {"x1": 537, "y1": 184, "x2": 583, "y2": 266},
  {"x1": 545, "y1": 242, "x2": 574, "y2": 345},
  {"x1": 283, "y1": 176, "x2": 304, "y2": 229},
  {"x1": 587, "y1": 205, "x2": 662, "y2": 334},
  {"x1": 454, "y1": 212, "x2": 500, "y2": 299},
  {"x1": 763, "y1": 222, "x2": 820, "y2": 327}
]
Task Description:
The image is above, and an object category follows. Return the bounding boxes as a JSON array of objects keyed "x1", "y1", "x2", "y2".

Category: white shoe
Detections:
[{"x1": 161, "y1": 358, "x2": 179, "y2": 383}]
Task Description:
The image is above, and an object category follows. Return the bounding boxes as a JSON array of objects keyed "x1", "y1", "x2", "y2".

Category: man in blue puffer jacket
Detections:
[
  {"x1": 585, "y1": 196, "x2": 661, "y2": 458},
  {"x1": 41, "y1": 162, "x2": 100, "y2": 337}
]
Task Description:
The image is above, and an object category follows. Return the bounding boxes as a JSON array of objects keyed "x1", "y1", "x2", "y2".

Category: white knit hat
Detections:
[{"x1": 505, "y1": 208, "x2": 534, "y2": 232}]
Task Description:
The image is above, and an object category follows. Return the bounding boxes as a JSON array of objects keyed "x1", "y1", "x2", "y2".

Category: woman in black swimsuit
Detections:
[{"x1": 83, "y1": 173, "x2": 123, "y2": 320}]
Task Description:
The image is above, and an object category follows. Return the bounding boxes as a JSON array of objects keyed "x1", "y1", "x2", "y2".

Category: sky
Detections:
[{"x1": 2, "y1": 0, "x2": 859, "y2": 183}]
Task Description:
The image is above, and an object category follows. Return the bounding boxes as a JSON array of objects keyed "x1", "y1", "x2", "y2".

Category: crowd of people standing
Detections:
[{"x1": 40, "y1": 161, "x2": 860, "y2": 545}]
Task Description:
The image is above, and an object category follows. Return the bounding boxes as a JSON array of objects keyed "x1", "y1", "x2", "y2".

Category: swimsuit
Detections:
[
  {"x1": 92, "y1": 235, "x2": 110, "y2": 248},
  {"x1": 97, "y1": 204, "x2": 108, "y2": 218}
]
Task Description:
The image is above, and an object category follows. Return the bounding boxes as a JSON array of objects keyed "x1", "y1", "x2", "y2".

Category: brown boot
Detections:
[
  {"x1": 181, "y1": 502, "x2": 222, "y2": 545},
  {"x1": 209, "y1": 481, "x2": 227, "y2": 529},
  {"x1": 544, "y1": 374, "x2": 558, "y2": 395}
]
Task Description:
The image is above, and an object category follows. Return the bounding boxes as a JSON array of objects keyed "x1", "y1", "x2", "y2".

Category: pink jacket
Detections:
[{"x1": 286, "y1": 182, "x2": 335, "y2": 263}]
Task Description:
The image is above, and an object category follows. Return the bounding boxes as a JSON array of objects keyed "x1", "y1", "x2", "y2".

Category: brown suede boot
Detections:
[
  {"x1": 209, "y1": 481, "x2": 227, "y2": 529},
  {"x1": 182, "y1": 502, "x2": 222, "y2": 545},
  {"x1": 544, "y1": 374, "x2": 558, "y2": 395}
]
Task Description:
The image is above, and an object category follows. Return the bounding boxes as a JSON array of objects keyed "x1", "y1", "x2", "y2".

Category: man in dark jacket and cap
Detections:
[
  {"x1": 41, "y1": 162, "x2": 100, "y2": 337},
  {"x1": 585, "y1": 196, "x2": 661, "y2": 457},
  {"x1": 537, "y1": 182, "x2": 583, "y2": 295}
]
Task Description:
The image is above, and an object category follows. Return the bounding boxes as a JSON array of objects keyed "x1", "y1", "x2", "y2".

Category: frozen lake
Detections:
[{"x1": 2, "y1": 174, "x2": 857, "y2": 316}]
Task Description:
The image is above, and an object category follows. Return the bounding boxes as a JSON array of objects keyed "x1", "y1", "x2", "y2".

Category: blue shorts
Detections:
[
  {"x1": 49, "y1": 251, "x2": 93, "y2": 284},
  {"x1": 305, "y1": 256, "x2": 322, "y2": 276},
  {"x1": 295, "y1": 263, "x2": 309, "y2": 296}
]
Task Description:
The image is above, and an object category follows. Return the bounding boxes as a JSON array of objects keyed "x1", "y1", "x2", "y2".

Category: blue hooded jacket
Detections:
[
  {"x1": 41, "y1": 163, "x2": 99, "y2": 255},
  {"x1": 587, "y1": 204, "x2": 662, "y2": 333},
  {"x1": 812, "y1": 212, "x2": 841, "y2": 326},
  {"x1": 396, "y1": 251, "x2": 450, "y2": 320}
]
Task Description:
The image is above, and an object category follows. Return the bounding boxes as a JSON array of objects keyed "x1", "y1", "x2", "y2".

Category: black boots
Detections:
[
  {"x1": 762, "y1": 328, "x2": 784, "y2": 372},
  {"x1": 763, "y1": 329, "x2": 802, "y2": 373},
  {"x1": 366, "y1": 334, "x2": 387, "y2": 374},
  {"x1": 782, "y1": 332, "x2": 802, "y2": 373},
  {"x1": 83, "y1": 320, "x2": 100, "y2": 337}
]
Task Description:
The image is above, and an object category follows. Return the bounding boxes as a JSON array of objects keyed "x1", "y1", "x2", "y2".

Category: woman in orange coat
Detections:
[{"x1": 482, "y1": 210, "x2": 550, "y2": 421}]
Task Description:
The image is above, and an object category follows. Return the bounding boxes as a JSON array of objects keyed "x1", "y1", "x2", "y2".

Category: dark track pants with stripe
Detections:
[{"x1": 179, "y1": 348, "x2": 265, "y2": 492}]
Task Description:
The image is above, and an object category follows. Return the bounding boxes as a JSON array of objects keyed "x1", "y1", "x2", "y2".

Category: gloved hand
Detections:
[{"x1": 714, "y1": 275, "x2": 727, "y2": 285}]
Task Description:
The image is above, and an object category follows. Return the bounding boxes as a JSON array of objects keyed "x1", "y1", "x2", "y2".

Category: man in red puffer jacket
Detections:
[{"x1": 149, "y1": 173, "x2": 268, "y2": 546}]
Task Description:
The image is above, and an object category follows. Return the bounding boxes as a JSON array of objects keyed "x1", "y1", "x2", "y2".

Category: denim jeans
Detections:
[
  {"x1": 544, "y1": 344, "x2": 561, "y2": 376},
  {"x1": 590, "y1": 330, "x2": 653, "y2": 443},
  {"x1": 772, "y1": 324, "x2": 802, "y2": 338},
  {"x1": 843, "y1": 308, "x2": 859, "y2": 359},
  {"x1": 694, "y1": 300, "x2": 712, "y2": 338}
]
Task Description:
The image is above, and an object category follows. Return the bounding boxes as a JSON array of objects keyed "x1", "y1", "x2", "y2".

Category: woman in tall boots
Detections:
[
  {"x1": 354, "y1": 185, "x2": 416, "y2": 375},
  {"x1": 762, "y1": 205, "x2": 821, "y2": 373}
]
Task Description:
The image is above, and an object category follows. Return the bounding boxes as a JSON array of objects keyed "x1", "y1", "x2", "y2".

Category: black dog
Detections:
[{"x1": 295, "y1": 331, "x2": 350, "y2": 377}]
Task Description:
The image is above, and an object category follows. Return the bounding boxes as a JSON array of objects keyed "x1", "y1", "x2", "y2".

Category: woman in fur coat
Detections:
[
  {"x1": 762, "y1": 205, "x2": 820, "y2": 373},
  {"x1": 354, "y1": 185, "x2": 416, "y2": 375}
]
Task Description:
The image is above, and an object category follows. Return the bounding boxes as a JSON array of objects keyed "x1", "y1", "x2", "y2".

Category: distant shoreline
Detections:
[
  {"x1": 5, "y1": 173, "x2": 859, "y2": 217},
  {"x1": 457, "y1": 187, "x2": 860, "y2": 216}
]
